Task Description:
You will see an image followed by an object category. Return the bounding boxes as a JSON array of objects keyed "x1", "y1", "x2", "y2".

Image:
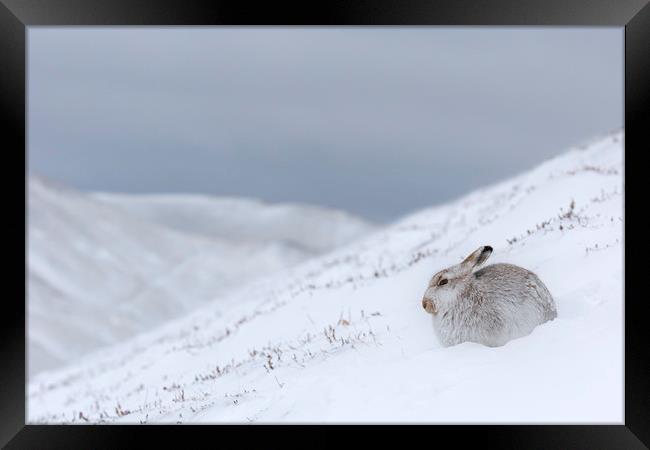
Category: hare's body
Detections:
[{"x1": 422, "y1": 247, "x2": 556, "y2": 347}]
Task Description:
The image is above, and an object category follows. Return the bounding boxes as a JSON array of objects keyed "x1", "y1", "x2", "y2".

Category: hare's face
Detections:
[
  {"x1": 421, "y1": 246, "x2": 493, "y2": 315},
  {"x1": 421, "y1": 267, "x2": 466, "y2": 315}
]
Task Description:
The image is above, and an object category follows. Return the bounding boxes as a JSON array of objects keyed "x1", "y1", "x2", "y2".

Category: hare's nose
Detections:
[{"x1": 422, "y1": 298, "x2": 436, "y2": 314}]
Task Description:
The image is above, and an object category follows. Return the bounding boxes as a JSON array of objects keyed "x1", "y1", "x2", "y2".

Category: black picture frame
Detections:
[{"x1": 2, "y1": 0, "x2": 648, "y2": 447}]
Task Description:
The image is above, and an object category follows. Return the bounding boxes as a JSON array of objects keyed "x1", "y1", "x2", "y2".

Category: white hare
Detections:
[{"x1": 421, "y1": 246, "x2": 556, "y2": 347}]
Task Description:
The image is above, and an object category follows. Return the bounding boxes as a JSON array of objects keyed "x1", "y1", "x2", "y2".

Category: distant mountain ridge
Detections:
[{"x1": 91, "y1": 191, "x2": 373, "y2": 254}]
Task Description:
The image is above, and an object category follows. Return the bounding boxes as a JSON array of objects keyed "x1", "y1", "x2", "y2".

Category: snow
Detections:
[
  {"x1": 27, "y1": 178, "x2": 373, "y2": 375},
  {"x1": 27, "y1": 131, "x2": 623, "y2": 423},
  {"x1": 91, "y1": 192, "x2": 373, "y2": 254}
]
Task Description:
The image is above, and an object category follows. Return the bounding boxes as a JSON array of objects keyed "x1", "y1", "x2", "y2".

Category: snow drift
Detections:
[
  {"x1": 28, "y1": 131, "x2": 623, "y2": 423},
  {"x1": 27, "y1": 178, "x2": 373, "y2": 375}
]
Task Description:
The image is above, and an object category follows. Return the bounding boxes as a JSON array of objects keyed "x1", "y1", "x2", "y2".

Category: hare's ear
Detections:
[{"x1": 461, "y1": 246, "x2": 493, "y2": 271}]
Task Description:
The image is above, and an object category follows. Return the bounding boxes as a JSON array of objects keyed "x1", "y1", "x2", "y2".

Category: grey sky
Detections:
[{"x1": 28, "y1": 27, "x2": 622, "y2": 221}]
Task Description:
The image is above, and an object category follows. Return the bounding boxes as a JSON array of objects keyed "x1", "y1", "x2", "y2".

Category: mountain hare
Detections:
[{"x1": 421, "y1": 246, "x2": 556, "y2": 347}]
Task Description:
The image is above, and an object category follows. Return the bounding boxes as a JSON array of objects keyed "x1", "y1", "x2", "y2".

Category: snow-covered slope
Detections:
[
  {"x1": 92, "y1": 193, "x2": 372, "y2": 254},
  {"x1": 28, "y1": 131, "x2": 623, "y2": 423},
  {"x1": 27, "y1": 178, "x2": 373, "y2": 376}
]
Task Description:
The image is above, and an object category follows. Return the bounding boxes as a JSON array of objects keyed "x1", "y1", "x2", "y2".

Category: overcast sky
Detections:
[{"x1": 28, "y1": 27, "x2": 622, "y2": 222}]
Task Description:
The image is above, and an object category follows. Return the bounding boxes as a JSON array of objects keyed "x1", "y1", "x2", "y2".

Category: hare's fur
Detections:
[{"x1": 422, "y1": 246, "x2": 556, "y2": 347}]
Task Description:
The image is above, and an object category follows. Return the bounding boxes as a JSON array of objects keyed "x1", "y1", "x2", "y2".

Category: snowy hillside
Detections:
[
  {"x1": 28, "y1": 131, "x2": 623, "y2": 423},
  {"x1": 27, "y1": 178, "x2": 373, "y2": 375},
  {"x1": 92, "y1": 192, "x2": 372, "y2": 254}
]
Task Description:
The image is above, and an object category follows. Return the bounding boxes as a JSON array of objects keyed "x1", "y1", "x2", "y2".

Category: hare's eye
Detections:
[{"x1": 438, "y1": 278, "x2": 448, "y2": 286}]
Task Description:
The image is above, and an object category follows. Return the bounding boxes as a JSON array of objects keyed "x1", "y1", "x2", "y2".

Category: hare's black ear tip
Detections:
[{"x1": 483, "y1": 246, "x2": 493, "y2": 253}]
